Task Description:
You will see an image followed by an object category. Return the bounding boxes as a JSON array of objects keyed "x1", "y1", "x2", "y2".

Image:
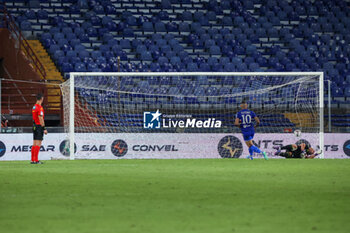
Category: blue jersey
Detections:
[{"x1": 236, "y1": 109, "x2": 256, "y2": 133}]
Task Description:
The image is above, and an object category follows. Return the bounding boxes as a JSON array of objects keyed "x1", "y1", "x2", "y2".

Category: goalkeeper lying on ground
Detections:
[{"x1": 274, "y1": 143, "x2": 320, "y2": 159}]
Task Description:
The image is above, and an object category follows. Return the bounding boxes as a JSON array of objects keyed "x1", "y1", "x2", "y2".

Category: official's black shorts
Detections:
[{"x1": 33, "y1": 124, "x2": 44, "y2": 141}]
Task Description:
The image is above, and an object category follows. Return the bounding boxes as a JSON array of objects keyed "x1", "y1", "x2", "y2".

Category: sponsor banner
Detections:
[{"x1": 0, "y1": 133, "x2": 349, "y2": 160}]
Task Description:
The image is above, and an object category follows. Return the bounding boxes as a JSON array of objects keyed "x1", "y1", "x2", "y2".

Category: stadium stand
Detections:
[{"x1": 1, "y1": 0, "x2": 350, "y2": 131}]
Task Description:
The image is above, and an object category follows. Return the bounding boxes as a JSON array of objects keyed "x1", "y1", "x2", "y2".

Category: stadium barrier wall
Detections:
[{"x1": 0, "y1": 133, "x2": 349, "y2": 160}]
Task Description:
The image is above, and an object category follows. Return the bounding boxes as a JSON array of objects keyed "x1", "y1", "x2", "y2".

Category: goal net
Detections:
[{"x1": 60, "y1": 72, "x2": 324, "y2": 159}]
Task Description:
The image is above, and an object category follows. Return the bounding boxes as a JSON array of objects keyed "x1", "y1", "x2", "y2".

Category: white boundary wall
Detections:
[{"x1": 0, "y1": 133, "x2": 349, "y2": 160}]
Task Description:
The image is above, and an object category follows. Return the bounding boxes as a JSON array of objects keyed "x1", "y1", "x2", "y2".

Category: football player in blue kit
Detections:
[{"x1": 235, "y1": 101, "x2": 268, "y2": 160}]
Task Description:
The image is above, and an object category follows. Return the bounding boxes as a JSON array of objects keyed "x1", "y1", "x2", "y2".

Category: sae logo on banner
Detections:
[{"x1": 143, "y1": 110, "x2": 162, "y2": 129}]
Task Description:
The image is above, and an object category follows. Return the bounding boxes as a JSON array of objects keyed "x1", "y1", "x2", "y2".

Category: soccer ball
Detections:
[{"x1": 294, "y1": 130, "x2": 301, "y2": 137}]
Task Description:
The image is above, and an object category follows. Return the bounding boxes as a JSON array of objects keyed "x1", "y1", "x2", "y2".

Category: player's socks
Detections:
[
  {"x1": 249, "y1": 145, "x2": 262, "y2": 157},
  {"x1": 31, "y1": 146, "x2": 35, "y2": 162},
  {"x1": 250, "y1": 145, "x2": 261, "y2": 154},
  {"x1": 36, "y1": 145, "x2": 41, "y2": 162},
  {"x1": 34, "y1": 145, "x2": 40, "y2": 162},
  {"x1": 248, "y1": 147, "x2": 253, "y2": 156},
  {"x1": 32, "y1": 146, "x2": 37, "y2": 162},
  {"x1": 248, "y1": 147, "x2": 254, "y2": 160}
]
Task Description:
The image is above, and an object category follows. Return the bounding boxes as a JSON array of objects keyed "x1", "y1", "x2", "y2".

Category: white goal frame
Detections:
[{"x1": 67, "y1": 72, "x2": 324, "y2": 160}]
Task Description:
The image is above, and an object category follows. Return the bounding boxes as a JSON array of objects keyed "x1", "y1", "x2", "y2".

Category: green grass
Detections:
[{"x1": 0, "y1": 159, "x2": 349, "y2": 233}]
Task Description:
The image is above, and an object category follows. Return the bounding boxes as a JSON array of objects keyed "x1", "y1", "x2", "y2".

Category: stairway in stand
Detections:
[{"x1": 27, "y1": 40, "x2": 63, "y2": 111}]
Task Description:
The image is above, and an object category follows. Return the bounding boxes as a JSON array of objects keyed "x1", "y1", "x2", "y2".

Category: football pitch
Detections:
[{"x1": 0, "y1": 159, "x2": 349, "y2": 233}]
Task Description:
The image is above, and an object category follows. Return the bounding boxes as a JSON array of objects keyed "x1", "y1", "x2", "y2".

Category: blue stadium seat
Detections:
[
  {"x1": 53, "y1": 32, "x2": 64, "y2": 41},
  {"x1": 58, "y1": 38, "x2": 69, "y2": 47},
  {"x1": 187, "y1": 63, "x2": 198, "y2": 72},
  {"x1": 234, "y1": 16, "x2": 244, "y2": 26},
  {"x1": 96, "y1": 56, "x2": 107, "y2": 65},
  {"x1": 66, "y1": 33, "x2": 76, "y2": 40},
  {"x1": 93, "y1": 4, "x2": 104, "y2": 14},
  {"x1": 155, "y1": 22, "x2": 166, "y2": 32},
  {"x1": 37, "y1": 9, "x2": 48, "y2": 19},
  {"x1": 243, "y1": 0, "x2": 254, "y2": 10},
  {"x1": 127, "y1": 16, "x2": 137, "y2": 26},
  {"x1": 182, "y1": 11, "x2": 192, "y2": 21},
  {"x1": 179, "y1": 22, "x2": 190, "y2": 32},
  {"x1": 249, "y1": 63, "x2": 260, "y2": 71},
  {"x1": 224, "y1": 63, "x2": 235, "y2": 72},
  {"x1": 256, "y1": 28, "x2": 267, "y2": 37},
  {"x1": 194, "y1": 87, "x2": 206, "y2": 96},
  {"x1": 178, "y1": 51, "x2": 188, "y2": 60},
  {"x1": 219, "y1": 87, "x2": 230, "y2": 95},
  {"x1": 41, "y1": 32, "x2": 51, "y2": 41},
  {"x1": 120, "y1": 39, "x2": 131, "y2": 49},
  {"x1": 193, "y1": 11, "x2": 204, "y2": 22},
  {"x1": 267, "y1": 28, "x2": 279, "y2": 37},
  {"x1": 87, "y1": 62, "x2": 100, "y2": 72},
  {"x1": 73, "y1": 27, "x2": 84, "y2": 35},
  {"x1": 199, "y1": 63, "x2": 210, "y2": 71},
  {"x1": 74, "y1": 44, "x2": 85, "y2": 52},
  {"x1": 66, "y1": 50, "x2": 77, "y2": 59},
  {"x1": 131, "y1": 39, "x2": 141, "y2": 48},
  {"x1": 222, "y1": 16, "x2": 233, "y2": 26},
  {"x1": 207, "y1": 57, "x2": 218, "y2": 66},
  {"x1": 78, "y1": 50, "x2": 89, "y2": 59},
  {"x1": 170, "y1": 56, "x2": 181, "y2": 66},
  {"x1": 161, "y1": 0, "x2": 171, "y2": 8},
  {"x1": 61, "y1": 62, "x2": 73, "y2": 72},
  {"x1": 148, "y1": 63, "x2": 159, "y2": 72},
  {"x1": 51, "y1": 16, "x2": 64, "y2": 25},
  {"x1": 151, "y1": 50, "x2": 160, "y2": 60},
  {"x1": 141, "y1": 51, "x2": 153, "y2": 61},
  {"x1": 158, "y1": 11, "x2": 169, "y2": 20},
  {"x1": 123, "y1": 28, "x2": 134, "y2": 37},
  {"x1": 211, "y1": 63, "x2": 222, "y2": 72},
  {"x1": 62, "y1": 27, "x2": 73, "y2": 35},
  {"x1": 53, "y1": 49, "x2": 64, "y2": 60},
  {"x1": 90, "y1": 16, "x2": 101, "y2": 26},
  {"x1": 86, "y1": 27, "x2": 97, "y2": 37},
  {"x1": 91, "y1": 51, "x2": 102, "y2": 59},
  {"x1": 332, "y1": 87, "x2": 343, "y2": 97},
  {"x1": 157, "y1": 56, "x2": 168, "y2": 67},
  {"x1": 209, "y1": 45, "x2": 221, "y2": 55},
  {"x1": 345, "y1": 87, "x2": 350, "y2": 97},
  {"x1": 207, "y1": 11, "x2": 217, "y2": 21},
  {"x1": 168, "y1": 87, "x2": 180, "y2": 95},
  {"x1": 204, "y1": 39, "x2": 215, "y2": 49}
]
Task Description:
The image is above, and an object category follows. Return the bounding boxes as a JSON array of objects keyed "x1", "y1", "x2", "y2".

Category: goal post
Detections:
[
  {"x1": 69, "y1": 72, "x2": 75, "y2": 160},
  {"x1": 61, "y1": 72, "x2": 324, "y2": 160},
  {"x1": 319, "y1": 72, "x2": 324, "y2": 159}
]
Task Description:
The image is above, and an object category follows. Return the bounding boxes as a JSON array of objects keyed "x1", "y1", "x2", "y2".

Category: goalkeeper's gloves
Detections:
[{"x1": 301, "y1": 150, "x2": 307, "y2": 158}]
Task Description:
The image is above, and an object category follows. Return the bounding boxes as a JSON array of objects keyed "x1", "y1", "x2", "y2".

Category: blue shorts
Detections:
[{"x1": 242, "y1": 131, "x2": 254, "y2": 142}]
